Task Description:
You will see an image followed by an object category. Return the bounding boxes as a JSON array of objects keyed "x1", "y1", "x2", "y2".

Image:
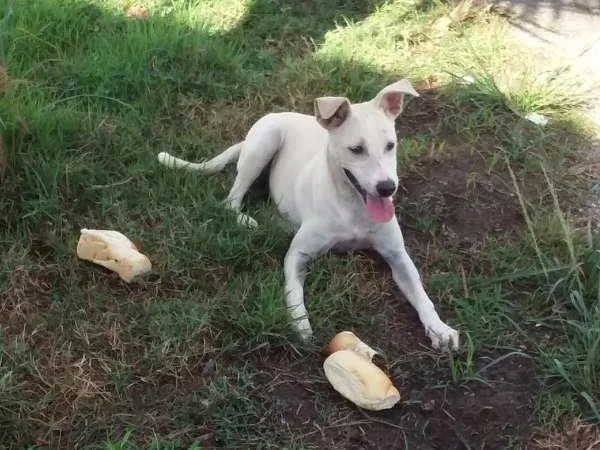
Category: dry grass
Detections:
[{"x1": 533, "y1": 418, "x2": 600, "y2": 450}]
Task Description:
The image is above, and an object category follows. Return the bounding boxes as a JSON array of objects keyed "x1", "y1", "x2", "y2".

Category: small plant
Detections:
[
  {"x1": 449, "y1": 331, "x2": 477, "y2": 383},
  {"x1": 542, "y1": 265, "x2": 600, "y2": 422}
]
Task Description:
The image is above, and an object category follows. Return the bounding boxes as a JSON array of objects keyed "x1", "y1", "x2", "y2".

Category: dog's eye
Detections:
[
  {"x1": 348, "y1": 145, "x2": 365, "y2": 155},
  {"x1": 385, "y1": 141, "x2": 395, "y2": 151}
]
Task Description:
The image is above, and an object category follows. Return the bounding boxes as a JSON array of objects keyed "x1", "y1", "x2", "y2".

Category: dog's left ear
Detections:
[
  {"x1": 372, "y1": 79, "x2": 420, "y2": 120},
  {"x1": 314, "y1": 96, "x2": 351, "y2": 130}
]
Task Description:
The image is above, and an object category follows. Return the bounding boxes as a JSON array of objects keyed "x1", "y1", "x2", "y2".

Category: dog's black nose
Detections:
[{"x1": 376, "y1": 179, "x2": 396, "y2": 197}]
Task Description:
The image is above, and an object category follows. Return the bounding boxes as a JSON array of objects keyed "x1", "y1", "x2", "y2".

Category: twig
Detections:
[
  {"x1": 540, "y1": 163, "x2": 583, "y2": 291},
  {"x1": 585, "y1": 439, "x2": 600, "y2": 450},
  {"x1": 46, "y1": 94, "x2": 137, "y2": 111},
  {"x1": 88, "y1": 177, "x2": 133, "y2": 189},
  {"x1": 459, "y1": 264, "x2": 469, "y2": 298},
  {"x1": 302, "y1": 420, "x2": 371, "y2": 437},
  {"x1": 505, "y1": 156, "x2": 548, "y2": 280},
  {"x1": 357, "y1": 409, "x2": 407, "y2": 431}
]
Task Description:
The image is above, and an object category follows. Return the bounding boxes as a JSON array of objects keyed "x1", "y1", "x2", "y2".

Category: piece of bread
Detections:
[
  {"x1": 77, "y1": 229, "x2": 151, "y2": 282},
  {"x1": 324, "y1": 331, "x2": 378, "y2": 360},
  {"x1": 323, "y1": 349, "x2": 401, "y2": 411}
]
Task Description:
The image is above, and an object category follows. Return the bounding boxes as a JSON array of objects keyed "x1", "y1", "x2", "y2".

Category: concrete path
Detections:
[
  {"x1": 493, "y1": 0, "x2": 600, "y2": 123},
  {"x1": 491, "y1": 0, "x2": 600, "y2": 224}
]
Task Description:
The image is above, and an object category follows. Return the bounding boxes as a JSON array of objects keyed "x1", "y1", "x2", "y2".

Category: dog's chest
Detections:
[
  {"x1": 331, "y1": 238, "x2": 370, "y2": 252},
  {"x1": 329, "y1": 227, "x2": 373, "y2": 253}
]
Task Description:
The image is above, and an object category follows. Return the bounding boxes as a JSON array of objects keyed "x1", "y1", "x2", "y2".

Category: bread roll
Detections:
[
  {"x1": 77, "y1": 229, "x2": 151, "y2": 282},
  {"x1": 323, "y1": 349, "x2": 400, "y2": 411},
  {"x1": 324, "y1": 331, "x2": 378, "y2": 360}
]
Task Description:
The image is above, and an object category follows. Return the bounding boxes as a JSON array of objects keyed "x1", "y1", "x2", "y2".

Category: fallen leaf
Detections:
[
  {"x1": 524, "y1": 112, "x2": 549, "y2": 126},
  {"x1": 432, "y1": 16, "x2": 453, "y2": 35},
  {"x1": 449, "y1": 0, "x2": 474, "y2": 23},
  {"x1": 126, "y1": 4, "x2": 150, "y2": 20}
]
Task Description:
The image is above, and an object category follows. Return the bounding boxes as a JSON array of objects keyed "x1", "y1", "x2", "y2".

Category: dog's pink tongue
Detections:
[{"x1": 366, "y1": 195, "x2": 395, "y2": 223}]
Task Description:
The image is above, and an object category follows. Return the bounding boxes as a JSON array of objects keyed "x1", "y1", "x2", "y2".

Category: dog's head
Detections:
[{"x1": 314, "y1": 79, "x2": 419, "y2": 224}]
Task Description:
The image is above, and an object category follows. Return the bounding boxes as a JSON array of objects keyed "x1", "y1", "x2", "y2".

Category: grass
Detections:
[{"x1": 1, "y1": 0, "x2": 599, "y2": 448}]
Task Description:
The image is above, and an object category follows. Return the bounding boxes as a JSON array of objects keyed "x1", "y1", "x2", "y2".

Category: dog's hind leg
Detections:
[
  {"x1": 224, "y1": 119, "x2": 283, "y2": 228},
  {"x1": 158, "y1": 116, "x2": 282, "y2": 228},
  {"x1": 157, "y1": 142, "x2": 260, "y2": 227}
]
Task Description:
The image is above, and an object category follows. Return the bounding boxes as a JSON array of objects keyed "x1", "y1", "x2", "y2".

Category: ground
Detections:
[
  {"x1": 1, "y1": 0, "x2": 600, "y2": 449},
  {"x1": 248, "y1": 344, "x2": 537, "y2": 450},
  {"x1": 491, "y1": 0, "x2": 600, "y2": 228}
]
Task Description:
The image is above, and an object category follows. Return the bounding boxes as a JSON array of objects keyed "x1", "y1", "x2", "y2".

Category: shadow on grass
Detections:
[{"x1": 0, "y1": 0, "x2": 435, "y2": 230}]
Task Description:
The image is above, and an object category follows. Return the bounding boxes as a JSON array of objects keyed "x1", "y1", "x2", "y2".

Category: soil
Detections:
[
  {"x1": 250, "y1": 341, "x2": 537, "y2": 450},
  {"x1": 400, "y1": 151, "x2": 522, "y2": 246}
]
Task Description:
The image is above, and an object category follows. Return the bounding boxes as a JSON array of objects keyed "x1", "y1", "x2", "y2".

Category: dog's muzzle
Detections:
[{"x1": 344, "y1": 169, "x2": 366, "y2": 200}]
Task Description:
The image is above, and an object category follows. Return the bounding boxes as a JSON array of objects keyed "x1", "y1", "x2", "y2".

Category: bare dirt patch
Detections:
[
  {"x1": 249, "y1": 344, "x2": 537, "y2": 450},
  {"x1": 399, "y1": 142, "x2": 524, "y2": 252},
  {"x1": 397, "y1": 90, "x2": 445, "y2": 138}
]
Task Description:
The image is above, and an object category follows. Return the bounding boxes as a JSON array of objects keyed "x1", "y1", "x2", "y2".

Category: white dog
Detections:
[{"x1": 157, "y1": 80, "x2": 459, "y2": 350}]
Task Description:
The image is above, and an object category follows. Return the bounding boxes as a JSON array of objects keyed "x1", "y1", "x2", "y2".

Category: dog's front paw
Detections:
[
  {"x1": 426, "y1": 321, "x2": 459, "y2": 351},
  {"x1": 293, "y1": 318, "x2": 314, "y2": 341}
]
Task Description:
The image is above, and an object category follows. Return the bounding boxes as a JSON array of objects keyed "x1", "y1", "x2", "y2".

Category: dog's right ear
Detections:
[{"x1": 314, "y1": 96, "x2": 351, "y2": 130}]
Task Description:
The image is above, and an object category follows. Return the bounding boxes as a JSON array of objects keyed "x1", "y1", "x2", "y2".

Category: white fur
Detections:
[{"x1": 157, "y1": 80, "x2": 459, "y2": 350}]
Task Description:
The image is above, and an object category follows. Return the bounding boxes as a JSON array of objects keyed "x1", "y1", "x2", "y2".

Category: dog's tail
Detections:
[{"x1": 157, "y1": 142, "x2": 242, "y2": 174}]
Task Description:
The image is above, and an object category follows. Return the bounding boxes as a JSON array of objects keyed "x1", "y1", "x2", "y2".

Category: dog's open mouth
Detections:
[
  {"x1": 343, "y1": 169, "x2": 366, "y2": 200},
  {"x1": 344, "y1": 169, "x2": 395, "y2": 223}
]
